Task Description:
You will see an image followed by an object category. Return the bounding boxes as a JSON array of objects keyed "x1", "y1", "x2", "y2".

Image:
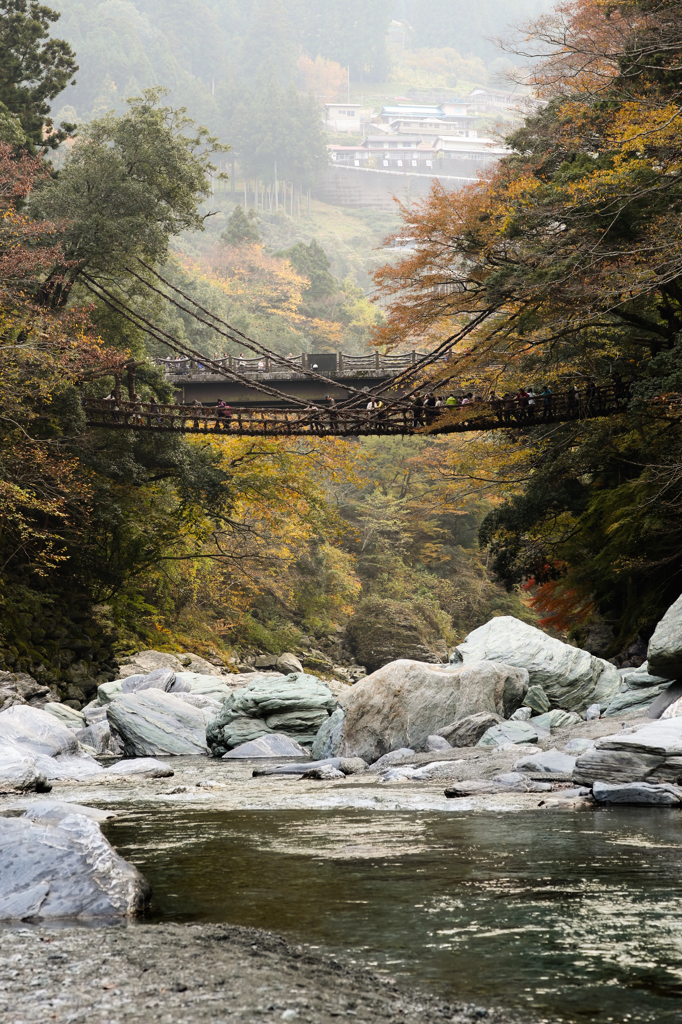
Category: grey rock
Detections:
[
  {"x1": 647, "y1": 593, "x2": 682, "y2": 679},
  {"x1": 311, "y1": 707, "x2": 346, "y2": 760},
  {"x1": 339, "y1": 757, "x2": 368, "y2": 775},
  {"x1": 523, "y1": 684, "x2": 551, "y2": 714},
  {"x1": 173, "y1": 692, "x2": 223, "y2": 714},
  {"x1": 0, "y1": 705, "x2": 102, "y2": 781},
  {"x1": 584, "y1": 703, "x2": 601, "y2": 720},
  {"x1": 592, "y1": 780, "x2": 682, "y2": 806},
  {"x1": 83, "y1": 705, "x2": 108, "y2": 726},
  {"x1": 252, "y1": 758, "x2": 342, "y2": 777},
  {"x1": 207, "y1": 673, "x2": 335, "y2": 755},
  {"x1": 22, "y1": 802, "x2": 117, "y2": 824},
  {"x1": 530, "y1": 709, "x2": 583, "y2": 731},
  {"x1": 174, "y1": 673, "x2": 233, "y2": 702},
  {"x1": 510, "y1": 706, "x2": 532, "y2": 721},
  {"x1": 121, "y1": 667, "x2": 177, "y2": 693},
  {"x1": 597, "y1": 717, "x2": 682, "y2": 756},
  {"x1": 445, "y1": 780, "x2": 501, "y2": 796},
  {"x1": 0, "y1": 751, "x2": 50, "y2": 793},
  {"x1": 369, "y1": 748, "x2": 416, "y2": 769},
  {"x1": 75, "y1": 720, "x2": 120, "y2": 756},
  {"x1": 102, "y1": 758, "x2": 173, "y2": 778},
  {"x1": 276, "y1": 652, "x2": 304, "y2": 674},
  {"x1": 116, "y1": 650, "x2": 185, "y2": 678},
  {"x1": 0, "y1": 814, "x2": 149, "y2": 920},
  {"x1": 106, "y1": 690, "x2": 210, "y2": 756},
  {"x1": 42, "y1": 702, "x2": 85, "y2": 731},
  {"x1": 97, "y1": 680, "x2": 125, "y2": 705},
  {"x1": 491, "y1": 772, "x2": 553, "y2": 792},
  {"x1": 477, "y1": 720, "x2": 540, "y2": 748},
  {"x1": 564, "y1": 738, "x2": 595, "y2": 754},
  {"x1": 620, "y1": 662, "x2": 674, "y2": 688},
  {"x1": 438, "y1": 712, "x2": 503, "y2": 747},
  {"x1": 456, "y1": 615, "x2": 621, "y2": 711},
  {"x1": 647, "y1": 681, "x2": 682, "y2": 720},
  {"x1": 603, "y1": 683, "x2": 671, "y2": 717},
  {"x1": 513, "y1": 748, "x2": 577, "y2": 773},
  {"x1": 254, "y1": 655, "x2": 279, "y2": 669},
  {"x1": 222, "y1": 733, "x2": 310, "y2": 759},
  {"x1": 337, "y1": 659, "x2": 528, "y2": 763},
  {"x1": 300, "y1": 764, "x2": 345, "y2": 780},
  {"x1": 662, "y1": 694, "x2": 682, "y2": 719},
  {"x1": 425, "y1": 734, "x2": 451, "y2": 751},
  {"x1": 573, "y1": 748, "x2": 666, "y2": 785}
]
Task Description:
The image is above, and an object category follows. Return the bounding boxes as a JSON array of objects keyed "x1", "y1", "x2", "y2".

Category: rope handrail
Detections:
[{"x1": 81, "y1": 382, "x2": 661, "y2": 438}]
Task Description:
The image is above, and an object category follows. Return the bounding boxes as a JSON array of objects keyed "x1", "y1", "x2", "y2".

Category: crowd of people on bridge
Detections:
[{"x1": 93, "y1": 375, "x2": 630, "y2": 434}]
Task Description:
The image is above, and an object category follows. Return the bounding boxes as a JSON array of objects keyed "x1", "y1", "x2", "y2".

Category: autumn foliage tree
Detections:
[{"x1": 374, "y1": 0, "x2": 682, "y2": 651}]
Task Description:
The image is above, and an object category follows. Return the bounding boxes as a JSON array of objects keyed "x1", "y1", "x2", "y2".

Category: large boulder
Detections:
[
  {"x1": 106, "y1": 690, "x2": 211, "y2": 756},
  {"x1": 311, "y1": 707, "x2": 346, "y2": 759},
  {"x1": 0, "y1": 751, "x2": 50, "y2": 793},
  {"x1": 206, "y1": 673, "x2": 336, "y2": 756},
  {"x1": 332, "y1": 659, "x2": 528, "y2": 764},
  {"x1": 222, "y1": 733, "x2": 310, "y2": 759},
  {"x1": 573, "y1": 718, "x2": 682, "y2": 785},
  {"x1": 0, "y1": 814, "x2": 149, "y2": 921},
  {"x1": 437, "y1": 711, "x2": 503, "y2": 748},
  {"x1": 455, "y1": 616, "x2": 620, "y2": 711},
  {"x1": 603, "y1": 682, "x2": 672, "y2": 717},
  {"x1": 0, "y1": 705, "x2": 102, "y2": 780},
  {"x1": 647, "y1": 595, "x2": 682, "y2": 679}
]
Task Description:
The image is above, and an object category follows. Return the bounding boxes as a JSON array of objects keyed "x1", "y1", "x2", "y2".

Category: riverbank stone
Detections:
[
  {"x1": 0, "y1": 751, "x2": 50, "y2": 793},
  {"x1": 311, "y1": 707, "x2": 345, "y2": 759},
  {"x1": 523, "y1": 685, "x2": 551, "y2": 714},
  {"x1": 647, "y1": 594, "x2": 682, "y2": 679},
  {"x1": 0, "y1": 705, "x2": 103, "y2": 780},
  {"x1": 513, "y1": 748, "x2": 577, "y2": 773},
  {"x1": 106, "y1": 690, "x2": 211, "y2": 756},
  {"x1": 222, "y1": 734, "x2": 309, "y2": 758},
  {"x1": 438, "y1": 712, "x2": 503, "y2": 747},
  {"x1": 573, "y1": 717, "x2": 682, "y2": 785},
  {"x1": 0, "y1": 814, "x2": 150, "y2": 920},
  {"x1": 207, "y1": 673, "x2": 335, "y2": 756},
  {"x1": 477, "y1": 720, "x2": 539, "y2": 748},
  {"x1": 455, "y1": 615, "x2": 621, "y2": 711},
  {"x1": 336, "y1": 659, "x2": 528, "y2": 763},
  {"x1": 592, "y1": 780, "x2": 682, "y2": 806},
  {"x1": 531, "y1": 709, "x2": 582, "y2": 730}
]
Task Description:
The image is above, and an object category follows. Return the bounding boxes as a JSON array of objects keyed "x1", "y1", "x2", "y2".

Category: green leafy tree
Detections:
[
  {"x1": 276, "y1": 239, "x2": 336, "y2": 300},
  {"x1": 31, "y1": 88, "x2": 224, "y2": 305},
  {"x1": 0, "y1": 0, "x2": 78, "y2": 150},
  {"x1": 221, "y1": 204, "x2": 260, "y2": 245}
]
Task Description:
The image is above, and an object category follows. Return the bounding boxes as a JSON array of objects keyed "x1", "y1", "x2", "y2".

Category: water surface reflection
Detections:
[{"x1": 103, "y1": 808, "x2": 682, "y2": 1023}]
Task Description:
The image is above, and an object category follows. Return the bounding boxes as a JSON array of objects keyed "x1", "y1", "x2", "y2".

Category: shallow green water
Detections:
[{"x1": 103, "y1": 808, "x2": 682, "y2": 1023}]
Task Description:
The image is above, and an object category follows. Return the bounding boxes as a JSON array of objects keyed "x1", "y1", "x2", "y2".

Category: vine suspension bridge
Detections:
[{"x1": 79, "y1": 261, "x2": 665, "y2": 438}]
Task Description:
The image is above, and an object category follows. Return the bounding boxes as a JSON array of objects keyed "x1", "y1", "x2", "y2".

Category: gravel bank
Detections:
[{"x1": 0, "y1": 922, "x2": 535, "y2": 1024}]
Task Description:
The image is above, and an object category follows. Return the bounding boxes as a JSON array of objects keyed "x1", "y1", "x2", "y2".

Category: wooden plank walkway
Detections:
[{"x1": 82, "y1": 385, "x2": 638, "y2": 437}]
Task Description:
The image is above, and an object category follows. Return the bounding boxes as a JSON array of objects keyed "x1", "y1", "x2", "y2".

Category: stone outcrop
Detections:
[
  {"x1": 207, "y1": 673, "x2": 336, "y2": 756},
  {"x1": 221, "y1": 734, "x2": 310, "y2": 759},
  {"x1": 437, "y1": 712, "x2": 503, "y2": 748},
  {"x1": 573, "y1": 718, "x2": 682, "y2": 785},
  {"x1": 592, "y1": 780, "x2": 682, "y2": 806},
  {"x1": 0, "y1": 751, "x2": 50, "y2": 793},
  {"x1": 0, "y1": 705, "x2": 102, "y2": 780},
  {"x1": 332, "y1": 659, "x2": 528, "y2": 764},
  {"x1": 647, "y1": 594, "x2": 682, "y2": 679},
  {"x1": 106, "y1": 690, "x2": 211, "y2": 756},
  {"x1": 0, "y1": 814, "x2": 149, "y2": 920},
  {"x1": 454, "y1": 616, "x2": 620, "y2": 711}
]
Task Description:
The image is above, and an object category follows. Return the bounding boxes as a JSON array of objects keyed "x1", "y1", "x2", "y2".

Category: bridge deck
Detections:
[{"x1": 83, "y1": 386, "x2": 635, "y2": 437}]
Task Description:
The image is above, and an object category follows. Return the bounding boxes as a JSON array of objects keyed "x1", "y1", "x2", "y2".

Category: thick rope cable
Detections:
[
  {"x1": 80, "y1": 275, "x2": 311, "y2": 407},
  {"x1": 133, "y1": 259, "x2": 371, "y2": 398}
]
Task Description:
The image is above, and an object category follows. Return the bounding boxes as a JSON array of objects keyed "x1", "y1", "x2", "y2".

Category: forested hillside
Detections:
[{"x1": 375, "y1": 0, "x2": 682, "y2": 655}]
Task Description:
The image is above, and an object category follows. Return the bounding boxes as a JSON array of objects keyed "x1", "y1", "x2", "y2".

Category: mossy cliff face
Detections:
[
  {"x1": 346, "y1": 598, "x2": 448, "y2": 673},
  {"x1": 0, "y1": 585, "x2": 118, "y2": 706}
]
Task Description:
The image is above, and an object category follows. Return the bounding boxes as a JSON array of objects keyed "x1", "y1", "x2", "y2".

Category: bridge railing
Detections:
[
  {"x1": 152, "y1": 351, "x2": 444, "y2": 376},
  {"x1": 82, "y1": 382, "x2": 635, "y2": 436}
]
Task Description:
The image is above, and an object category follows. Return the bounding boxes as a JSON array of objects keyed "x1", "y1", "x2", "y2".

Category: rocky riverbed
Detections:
[{"x1": 0, "y1": 921, "x2": 523, "y2": 1024}]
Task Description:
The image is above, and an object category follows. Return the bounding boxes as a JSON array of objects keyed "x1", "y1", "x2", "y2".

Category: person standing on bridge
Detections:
[
  {"x1": 412, "y1": 393, "x2": 424, "y2": 427},
  {"x1": 541, "y1": 384, "x2": 553, "y2": 420},
  {"x1": 326, "y1": 396, "x2": 338, "y2": 431},
  {"x1": 526, "y1": 387, "x2": 537, "y2": 422}
]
